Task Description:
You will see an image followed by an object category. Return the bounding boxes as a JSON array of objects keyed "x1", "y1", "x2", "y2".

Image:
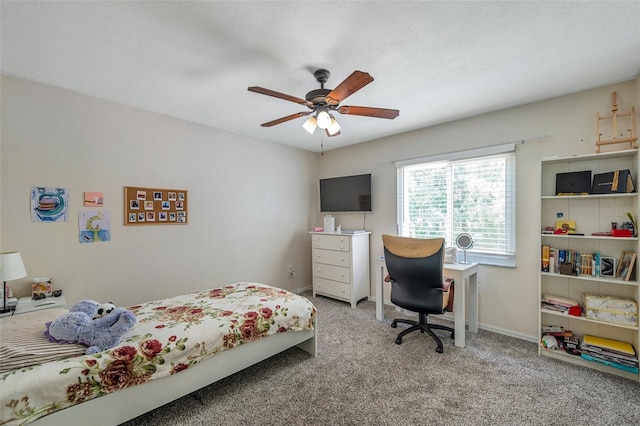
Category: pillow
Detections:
[{"x1": 0, "y1": 308, "x2": 86, "y2": 373}]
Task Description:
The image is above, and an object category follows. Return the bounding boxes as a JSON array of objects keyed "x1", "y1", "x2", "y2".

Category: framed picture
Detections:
[
  {"x1": 600, "y1": 256, "x2": 616, "y2": 277},
  {"x1": 616, "y1": 251, "x2": 636, "y2": 281}
]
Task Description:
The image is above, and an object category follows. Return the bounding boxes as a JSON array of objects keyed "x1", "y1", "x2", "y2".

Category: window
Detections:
[{"x1": 396, "y1": 144, "x2": 516, "y2": 267}]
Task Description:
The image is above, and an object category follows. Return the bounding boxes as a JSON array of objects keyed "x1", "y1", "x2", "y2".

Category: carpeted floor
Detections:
[{"x1": 122, "y1": 293, "x2": 640, "y2": 426}]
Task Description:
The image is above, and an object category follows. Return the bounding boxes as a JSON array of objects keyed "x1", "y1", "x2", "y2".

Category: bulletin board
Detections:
[{"x1": 123, "y1": 186, "x2": 188, "y2": 226}]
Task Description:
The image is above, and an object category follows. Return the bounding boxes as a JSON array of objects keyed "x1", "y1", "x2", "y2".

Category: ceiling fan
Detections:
[{"x1": 248, "y1": 69, "x2": 399, "y2": 137}]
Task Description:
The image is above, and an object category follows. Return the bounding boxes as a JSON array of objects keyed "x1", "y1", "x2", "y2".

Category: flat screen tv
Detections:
[{"x1": 320, "y1": 173, "x2": 372, "y2": 212}]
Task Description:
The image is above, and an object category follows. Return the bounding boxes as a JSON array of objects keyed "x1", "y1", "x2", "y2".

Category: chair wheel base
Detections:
[
  {"x1": 436, "y1": 346, "x2": 443, "y2": 354},
  {"x1": 391, "y1": 321, "x2": 398, "y2": 328},
  {"x1": 395, "y1": 337, "x2": 402, "y2": 345}
]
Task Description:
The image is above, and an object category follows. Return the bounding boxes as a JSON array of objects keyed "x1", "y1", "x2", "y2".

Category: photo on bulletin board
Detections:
[{"x1": 124, "y1": 186, "x2": 188, "y2": 226}]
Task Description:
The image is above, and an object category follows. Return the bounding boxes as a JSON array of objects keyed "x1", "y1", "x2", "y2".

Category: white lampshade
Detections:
[
  {"x1": 0, "y1": 252, "x2": 27, "y2": 281},
  {"x1": 316, "y1": 110, "x2": 331, "y2": 129},
  {"x1": 302, "y1": 116, "x2": 317, "y2": 134},
  {"x1": 327, "y1": 116, "x2": 341, "y2": 136}
]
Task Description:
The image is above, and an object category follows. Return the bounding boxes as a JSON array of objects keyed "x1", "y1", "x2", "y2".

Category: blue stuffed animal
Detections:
[{"x1": 45, "y1": 300, "x2": 136, "y2": 354}]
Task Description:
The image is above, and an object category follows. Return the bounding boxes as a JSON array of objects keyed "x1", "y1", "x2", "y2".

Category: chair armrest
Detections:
[{"x1": 442, "y1": 278, "x2": 455, "y2": 312}]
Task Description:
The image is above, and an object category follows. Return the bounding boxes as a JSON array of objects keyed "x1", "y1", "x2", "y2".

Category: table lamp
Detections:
[{"x1": 1, "y1": 251, "x2": 27, "y2": 314}]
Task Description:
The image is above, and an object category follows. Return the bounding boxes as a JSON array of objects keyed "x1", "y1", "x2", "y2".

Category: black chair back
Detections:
[{"x1": 382, "y1": 235, "x2": 445, "y2": 314}]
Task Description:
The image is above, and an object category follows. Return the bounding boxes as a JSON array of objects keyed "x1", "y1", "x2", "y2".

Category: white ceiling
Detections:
[{"x1": 1, "y1": 1, "x2": 639, "y2": 153}]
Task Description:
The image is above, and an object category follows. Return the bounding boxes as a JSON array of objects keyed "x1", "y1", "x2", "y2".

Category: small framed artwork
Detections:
[
  {"x1": 617, "y1": 251, "x2": 636, "y2": 281},
  {"x1": 84, "y1": 192, "x2": 104, "y2": 207},
  {"x1": 600, "y1": 256, "x2": 616, "y2": 277}
]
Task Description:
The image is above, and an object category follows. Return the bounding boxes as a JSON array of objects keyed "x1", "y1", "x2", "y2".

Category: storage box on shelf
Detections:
[{"x1": 539, "y1": 149, "x2": 640, "y2": 381}]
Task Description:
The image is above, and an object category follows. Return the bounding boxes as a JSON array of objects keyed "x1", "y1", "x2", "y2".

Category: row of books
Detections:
[
  {"x1": 541, "y1": 246, "x2": 604, "y2": 277},
  {"x1": 581, "y1": 334, "x2": 639, "y2": 373},
  {"x1": 540, "y1": 327, "x2": 639, "y2": 373}
]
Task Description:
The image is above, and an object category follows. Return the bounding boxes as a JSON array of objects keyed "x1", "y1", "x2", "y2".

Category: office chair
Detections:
[{"x1": 382, "y1": 234, "x2": 455, "y2": 353}]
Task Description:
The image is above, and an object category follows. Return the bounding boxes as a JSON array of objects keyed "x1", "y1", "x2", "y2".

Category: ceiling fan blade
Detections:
[
  {"x1": 325, "y1": 128, "x2": 341, "y2": 137},
  {"x1": 338, "y1": 105, "x2": 399, "y2": 119},
  {"x1": 325, "y1": 71, "x2": 374, "y2": 106},
  {"x1": 248, "y1": 86, "x2": 313, "y2": 108},
  {"x1": 260, "y1": 111, "x2": 311, "y2": 127}
]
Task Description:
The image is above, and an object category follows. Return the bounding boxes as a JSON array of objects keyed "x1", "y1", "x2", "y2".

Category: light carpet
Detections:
[{"x1": 122, "y1": 293, "x2": 640, "y2": 425}]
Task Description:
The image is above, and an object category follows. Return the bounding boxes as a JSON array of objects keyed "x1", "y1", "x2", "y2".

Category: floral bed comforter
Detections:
[{"x1": 0, "y1": 283, "x2": 316, "y2": 426}]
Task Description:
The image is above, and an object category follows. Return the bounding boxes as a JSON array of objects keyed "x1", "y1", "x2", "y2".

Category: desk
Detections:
[{"x1": 375, "y1": 258, "x2": 478, "y2": 348}]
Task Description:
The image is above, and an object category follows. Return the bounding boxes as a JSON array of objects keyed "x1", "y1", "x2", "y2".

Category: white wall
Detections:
[
  {"x1": 1, "y1": 75, "x2": 317, "y2": 306},
  {"x1": 3, "y1": 74, "x2": 638, "y2": 341},
  {"x1": 315, "y1": 78, "x2": 638, "y2": 341}
]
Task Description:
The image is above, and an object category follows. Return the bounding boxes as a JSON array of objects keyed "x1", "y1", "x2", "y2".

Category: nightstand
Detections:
[{"x1": 8, "y1": 296, "x2": 67, "y2": 316}]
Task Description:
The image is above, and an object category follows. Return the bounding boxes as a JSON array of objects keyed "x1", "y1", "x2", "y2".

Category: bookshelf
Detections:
[{"x1": 538, "y1": 149, "x2": 639, "y2": 381}]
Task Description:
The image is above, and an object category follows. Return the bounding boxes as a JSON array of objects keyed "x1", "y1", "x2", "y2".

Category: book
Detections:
[
  {"x1": 594, "y1": 251, "x2": 601, "y2": 277},
  {"x1": 558, "y1": 249, "x2": 566, "y2": 264},
  {"x1": 581, "y1": 353, "x2": 639, "y2": 373},
  {"x1": 582, "y1": 334, "x2": 636, "y2": 356},
  {"x1": 541, "y1": 245, "x2": 550, "y2": 272}
]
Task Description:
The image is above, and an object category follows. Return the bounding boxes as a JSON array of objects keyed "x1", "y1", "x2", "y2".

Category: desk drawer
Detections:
[
  {"x1": 314, "y1": 277, "x2": 351, "y2": 300},
  {"x1": 313, "y1": 262, "x2": 351, "y2": 284},
  {"x1": 312, "y1": 249, "x2": 351, "y2": 267}
]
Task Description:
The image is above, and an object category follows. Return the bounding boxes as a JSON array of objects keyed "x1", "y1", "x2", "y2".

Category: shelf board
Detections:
[
  {"x1": 540, "y1": 271, "x2": 638, "y2": 286},
  {"x1": 539, "y1": 348, "x2": 638, "y2": 381},
  {"x1": 540, "y1": 307, "x2": 639, "y2": 330},
  {"x1": 541, "y1": 192, "x2": 637, "y2": 200},
  {"x1": 541, "y1": 148, "x2": 638, "y2": 164},
  {"x1": 541, "y1": 233, "x2": 638, "y2": 241}
]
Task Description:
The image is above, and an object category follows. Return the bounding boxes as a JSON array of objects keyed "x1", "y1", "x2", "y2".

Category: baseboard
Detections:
[
  {"x1": 478, "y1": 324, "x2": 538, "y2": 343},
  {"x1": 294, "y1": 285, "x2": 312, "y2": 294},
  {"x1": 377, "y1": 298, "x2": 538, "y2": 344}
]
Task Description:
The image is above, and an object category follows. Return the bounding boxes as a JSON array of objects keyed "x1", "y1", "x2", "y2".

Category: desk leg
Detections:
[
  {"x1": 376, "y1": 264, "x2": 384, "y2": 321},
  {"x1": 468, "y1": 273, "x2": 478, "y2": 333},
  {"x1": 453, "y1": 271, "x2": 465, "y2": 348}
]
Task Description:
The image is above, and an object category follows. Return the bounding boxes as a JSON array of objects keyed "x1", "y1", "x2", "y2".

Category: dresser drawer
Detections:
[
  {"x1": 311, "y1": 234, "x2": 350, "y2": 252},
  {"x1": 314, "y1": 277, "x2": 351, "y2": 300},
  {"x1": 313, "y1": 262, "x2": 351, "y2": 284},
  {"x1": 312, "y1": 249, "x2": 351, "y2": 267}
]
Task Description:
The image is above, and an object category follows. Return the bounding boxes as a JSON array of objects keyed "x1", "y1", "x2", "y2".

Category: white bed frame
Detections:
[{"x1": 33, "y1": 327, "x2": 317, "y2": 425}]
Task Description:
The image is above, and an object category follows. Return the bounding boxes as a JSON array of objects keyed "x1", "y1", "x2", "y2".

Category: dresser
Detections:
[{"x1": 310, "y1": 232, "x2": 370, "y2": 308}]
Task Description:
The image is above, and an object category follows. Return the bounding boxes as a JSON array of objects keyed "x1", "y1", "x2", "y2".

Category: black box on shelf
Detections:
[
  {"x1": 555, "y1": 170, "x2": 592, "y2": 195},
  {"x1": 591, "y1": 169, "x2": 635, "y2": 194}
]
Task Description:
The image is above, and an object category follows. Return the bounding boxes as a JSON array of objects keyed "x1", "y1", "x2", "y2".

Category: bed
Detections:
[{"x1": 0, "y1": 282, "x2": 317, "y2": 425}]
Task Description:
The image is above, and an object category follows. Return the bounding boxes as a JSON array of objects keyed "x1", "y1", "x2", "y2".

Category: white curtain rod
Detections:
[{"x1": 377, "y1": 134, "x2": 548, "y2": 166}]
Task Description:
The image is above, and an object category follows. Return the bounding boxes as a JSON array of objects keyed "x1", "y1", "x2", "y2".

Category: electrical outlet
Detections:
[{"x1": 288, "y1": 265, "x2": 295, "y2": 277}]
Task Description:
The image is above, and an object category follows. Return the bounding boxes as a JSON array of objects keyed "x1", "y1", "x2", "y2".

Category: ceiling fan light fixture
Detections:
[
  {"x1": 302, "y1": 116, "x2": 317, "y2": 134},
  {"x1": 316, "y1": 110, "x2": 331, "y2": 129},
  {"x1": 327, "y1": 115, "x2": 341, "y2": 136}
]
